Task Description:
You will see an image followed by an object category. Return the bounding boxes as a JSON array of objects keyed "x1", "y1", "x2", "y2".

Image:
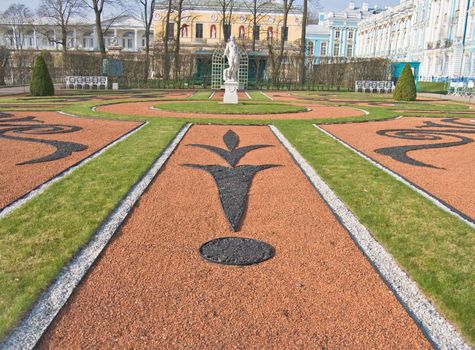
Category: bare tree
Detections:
[
  {"x1": 1, "y1": 4, "x2": 34, "y2": 51},
  {"x1": 130, "y1": 0, "x2": 156, "y2": 80},
  {"x1": 157, "y1": 0, "x2": 174, "y2": 79},
  {"x1": 243, "y1": 0, "x2": 272, "y2": 51},
  {"x1": 0, "y1": 47, "x2": 10, "y2": 85},
  {"x1": 217, "y1": 0, "x2": 235, "y2": 42},
  {"x1": 173, "y1": 0, "x2": 185, "y2": 80},
  {"x1": 272, "y1": 0, "x2": 294, "y2": 83},
  {"x1": 81, "y1": 0, "x2": 123, "y2": 56},
  {"x1": 37, "y1": 0, "x2": 85, "y2": 53}
]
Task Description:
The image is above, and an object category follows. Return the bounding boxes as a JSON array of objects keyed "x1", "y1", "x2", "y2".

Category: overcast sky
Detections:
[{"x1": 0, "y1": 0, "x2": 401, "y2": 14}]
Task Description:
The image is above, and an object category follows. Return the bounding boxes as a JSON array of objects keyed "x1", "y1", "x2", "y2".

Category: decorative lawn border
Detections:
[
  {"x1": 0, "y1": 117, "x2": 146, "y2": 220},
  {"x1": 270, "y1": 125, "x2": 471, "y2": 350},
  {"x1": 0, "y1": 123, "x2": 191, "y2": 350},
  {"x1": 315, "y1": 124, "x2": 475, "y2": 229}
]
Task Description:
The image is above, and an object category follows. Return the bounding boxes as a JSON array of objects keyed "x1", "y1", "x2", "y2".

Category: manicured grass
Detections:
[
  {"x1": 419, "y1": 82, "x2": 448, "y2": 94},
  {"x1": 0, "y1": 90, "x2": 473, "y2": 346},
  {"x1": 188, "y1": 90, "x2": 212, "y2": 100},
  {"x1": 247, "y1": 91, "x2": 272, "y2": 101},
  {"x1": 154, "y1": 101, "x2": 308, "y2": 114},
  {"x1": 277, "y1": 121, "x2": 474, "y2": 345}
]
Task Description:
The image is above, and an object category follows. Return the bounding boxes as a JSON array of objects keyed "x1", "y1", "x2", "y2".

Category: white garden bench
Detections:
[
  {"x1": 65, "y1": 76, "x2": 108, "y2": 90},
  {"x1": 355, "y1": 80, "x2": 395, "y2": 93}
]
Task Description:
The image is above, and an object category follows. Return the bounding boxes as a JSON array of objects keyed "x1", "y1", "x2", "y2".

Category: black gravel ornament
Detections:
[
  {"x1": 375, "y1": 118, "x2": 475, "y2": 168},
  {"x1": 0, "y1": 112, "x2": 87, "y2": 165},
  {"x1": 183, "y1": 129, "x2": 280, "y2": 232},
  {"x1": 199, "y1": 237, "x2": 275, "y2": 266}
]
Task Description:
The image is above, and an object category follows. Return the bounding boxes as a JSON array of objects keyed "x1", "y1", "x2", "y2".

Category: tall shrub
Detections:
[
  {"x1": 393, "y1": 64, "x2": 416, "y2": 101},
  {"x1": 30, "y1": 55, "x2": 54, "y2": 96}
]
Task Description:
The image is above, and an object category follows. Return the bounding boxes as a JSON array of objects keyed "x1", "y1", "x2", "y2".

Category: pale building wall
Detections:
[
  {"x1": 356, "y1": 0, "x2": 475, "y2": 79},
  {"x1": 153, "y1": 6, "x2": 303, "y2": 50}
]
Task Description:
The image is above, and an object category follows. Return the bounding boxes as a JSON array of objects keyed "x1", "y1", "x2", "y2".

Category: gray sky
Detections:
[{"x1": 0, "y1": 0, "x2": 401, "y2": 14}]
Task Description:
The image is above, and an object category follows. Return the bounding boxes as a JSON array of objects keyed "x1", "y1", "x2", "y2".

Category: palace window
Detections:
[
  {"x1": 122, "y1": 32, "x2": 134, "y2": 49},
  {"x1": 267, "y1": 27, "x2": 273, "y2": 41},
  {"x1": 210, "y1": 25, "x2": 217, "y2": 39},
  {"x1": 282, "y1": 26, "x2": 288, "y2": 41},
  {"x1": 181, "y1": 24, "x2": 189, "y2": 38},
  {"x1": 196, "y1": 23, "x2": 203, "y2": 39},
  {"x1": 348, "y1": 31, "x2": 354, "y2": 39},
  {"x1": 335, "y1": 29, "x2": 341, "y2": 39},
  {"x1": 224, "y1": 24, "x2": 231, "y2": 40},
  {"x1": 239, "y1": 25, "x2": 245, "y2": 40},
  {"x1": 346, "y1": 43, "x2": 353, "y2": 57},
  {"x1": 320, "y1": 41, "x2": 327, "y2": 56},
  {"x1": 167, "y1": 22, "x2": 174, "y2": 39},
  {"x1": 333, "y1": 42, "x2": 340, "y2": 56},
  {"x1": 254, "y1": 25, "x2": 260, "y2": 40},
  {"x1": 307, "y1": 41, "x2": 314, "y2": 56}
]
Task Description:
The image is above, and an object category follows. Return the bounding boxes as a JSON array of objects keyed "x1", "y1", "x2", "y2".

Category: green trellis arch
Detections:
[{"x1": 211, "y1": 47, "x2": 249, "y2": 90}]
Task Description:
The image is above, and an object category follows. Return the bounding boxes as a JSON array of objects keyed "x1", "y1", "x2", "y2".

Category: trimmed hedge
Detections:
[
  {"x1": 393, "y1": 64, "x2": 417, "y2": 101},
  {"x1": 30, "y1": 55, "x2": 54, "y2": 96}
]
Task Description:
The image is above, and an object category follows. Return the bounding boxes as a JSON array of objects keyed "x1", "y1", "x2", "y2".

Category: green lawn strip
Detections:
[
  {"x1": 247, "y1": 91, "x2": 272, "y2": 101},
  {"x1": 154, "y1": 101, "x2": 307, "y2": 114},
  {"x1": 187, "y1": 90, "x2": 212, "y2": 100},
  {"x1": 276, "y1": 121, "x2": 474, "y2": 345},
  {"x1": 391, "y1": 102, "x2": 470, "y2": 111},
  {"x1": 0, "y1": 118, "x2": 184, "y2": 339}
]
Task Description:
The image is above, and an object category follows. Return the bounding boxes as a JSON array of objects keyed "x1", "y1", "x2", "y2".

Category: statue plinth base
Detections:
[{"x1": 223, "y1": 81, "x2": 239, "y2": 104}]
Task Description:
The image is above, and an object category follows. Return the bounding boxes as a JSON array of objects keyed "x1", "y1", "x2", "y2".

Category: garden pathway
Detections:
[{"x1": 38, "y1": 125, "x2": 430, "y2": 349}]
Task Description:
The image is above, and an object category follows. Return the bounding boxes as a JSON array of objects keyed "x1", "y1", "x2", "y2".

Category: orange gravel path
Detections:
[
  {"x1": 39, "y1": 125, "x2": 430, "y2": 349},
  {"x1": 96, "y1": 100, "x2": 365, "y2": 120},
  {"x1": 0, "y1": 111, "x2": 141, "y2": 210},
  {"x1": 321, "y1": 117, "x2": 475, "y2": 221}
]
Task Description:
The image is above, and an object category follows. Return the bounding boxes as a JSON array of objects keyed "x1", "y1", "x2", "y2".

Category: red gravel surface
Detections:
[
  {"x1": 322, "y1": 117, "x2": 475, "y2": 221},
  {"x1": 0, "y1": 111, "x2": 141, "y2": 210},
  {"x1": 96, "y1": 100, "x2": 365, "y2": 120},
  {"x1": 39, "y1": 125, "x2": 430, "y2": 349}
]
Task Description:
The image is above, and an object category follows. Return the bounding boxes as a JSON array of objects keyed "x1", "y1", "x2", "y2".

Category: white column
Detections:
[
  {"x1": 134, "y1": 29, "x2": 138, "y2": 51},
  {"x1": 33, "y1": 29, "x2": 38, "y2": 49}
]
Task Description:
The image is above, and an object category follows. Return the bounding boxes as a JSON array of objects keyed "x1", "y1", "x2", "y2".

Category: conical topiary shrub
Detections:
[
  {"x1": 393, "y1": 64, "x2": 416, "y2": 101},
  {"x1": 30, "y1": 54, "x2": 54, "y2": 96}
]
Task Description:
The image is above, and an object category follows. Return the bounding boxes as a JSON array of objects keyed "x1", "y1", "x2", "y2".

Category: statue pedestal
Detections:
[{"x1": 223, "y1": 81, "x2": 239, "y2": 104}]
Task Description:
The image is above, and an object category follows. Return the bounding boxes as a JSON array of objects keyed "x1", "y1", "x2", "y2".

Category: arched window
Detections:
[
  {"x1": 267, "y1": 27, "x2": 273, "y2": 41},
  {"x1": 181, "y1": 24, "x2": 188, "y2": 38},
  {"x1": 210, "y1": 24, "x2": 217, "y2": 39},
  {"x1": 239, "y1": 25, "x2": 245, "y2": 40}
]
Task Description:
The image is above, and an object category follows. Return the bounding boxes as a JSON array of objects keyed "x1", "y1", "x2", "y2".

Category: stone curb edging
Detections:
[
  {"x1": 0, "y1": 123, "x2": 192, "y2": 350},
  {"x1": 0, "y1": 118, "x2": 147, "y2": 220},
  {"x1": 269, "y1": 125, "x2": 471, "y2": 350},
  {"x1": 314, "y1": 124, "x2": 475, "y2": 229},
  {"x1": 260, "y1": 91, "x2": 273, "y2": 100}
]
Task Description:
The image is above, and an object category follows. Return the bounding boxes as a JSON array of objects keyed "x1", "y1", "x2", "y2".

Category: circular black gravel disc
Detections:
[{"x1": 199, "y1": 237, "x2": 275, "y2": 266}]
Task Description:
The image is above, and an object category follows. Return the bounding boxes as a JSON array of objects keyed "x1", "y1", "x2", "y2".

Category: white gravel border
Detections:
[
  {"x1": 269, "y1": 125, "x2": 471, "y2": 350},
  {"x1": 0, "y1": 123, "x2": 192, "y2": 350},
  {"x1": 245, "y1": 91, "x2": 252, "y2": 100},
  {"x1": 314, "y1": 124, "x2": 474, "y2": 229},
  {"x1": 0, "y1": 118, "x2": 147, "y2": 220},
  {"x1": 260, "y1": 91, "x2": 273, "y2": 100}
]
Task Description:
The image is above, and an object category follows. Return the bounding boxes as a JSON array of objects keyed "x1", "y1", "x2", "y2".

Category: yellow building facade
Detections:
[{"x1": 153, "y1": 0, "x2": 303, "y2": 52}]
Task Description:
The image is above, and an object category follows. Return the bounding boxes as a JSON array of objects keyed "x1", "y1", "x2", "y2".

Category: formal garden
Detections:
[{"x1": 0, "y1": 54, "x2": 473, "y2": 349}]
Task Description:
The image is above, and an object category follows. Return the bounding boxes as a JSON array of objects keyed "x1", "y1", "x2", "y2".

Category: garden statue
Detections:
[{"x1": 222, "y1": 36, "x2": 240, "y2": 104}]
